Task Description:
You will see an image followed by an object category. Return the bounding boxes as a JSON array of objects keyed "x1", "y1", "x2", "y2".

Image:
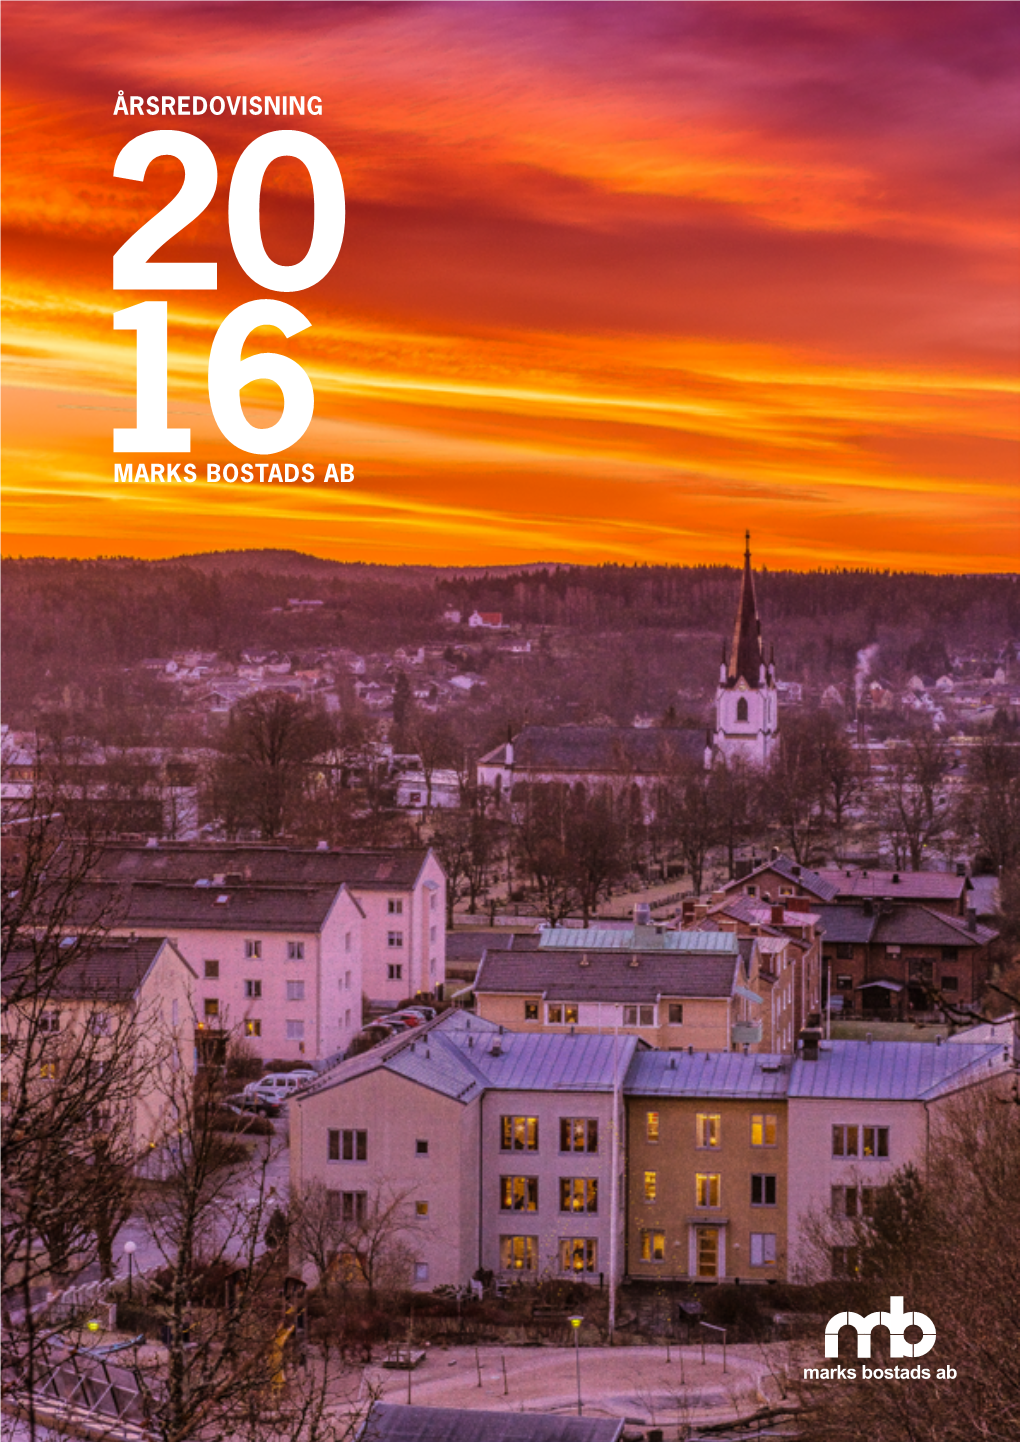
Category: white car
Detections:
[{"x1": 243, "y1": 1071, "x2": 316, "y2": 1106}]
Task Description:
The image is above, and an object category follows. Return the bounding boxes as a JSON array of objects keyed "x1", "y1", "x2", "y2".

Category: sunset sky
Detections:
[{"x1": 2, "y1": 1, "x2": 1018, "y2": 571}]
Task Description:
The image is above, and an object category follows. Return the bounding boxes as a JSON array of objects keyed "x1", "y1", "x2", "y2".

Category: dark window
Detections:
[
  {"x1": 751, "y1": 1174, "x2": 777, "y2": 1207},
  {"x1": 835, "y1": 944, "x2": 854, "y2": 961},
  {"x1": 416, "y1": 1138, "x2": 429, "y2": 1155},
  {"x1": 204, "y1": 959, "x2": 220, "y2": 979},
  {"x1": 329, "y1": 1128, "x2": 367, "y2": 1161},
  {"x1": 942, "y1": 947, "x2": 958, "y2": 963},
  {"x1": 736, "y1": 697, "x2": 749, "y2": 723},
  {"x1": 941, "y1": 975, "x2": 958, "y2": 991},
  {"x1": 668, "y1": 1003, "x2": 684, "y2": 1025}
]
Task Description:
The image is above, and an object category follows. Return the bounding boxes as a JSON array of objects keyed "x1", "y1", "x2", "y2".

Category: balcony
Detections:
[{"x1": 731, "y1": 1021, "x2": 763, "y2": 1046}]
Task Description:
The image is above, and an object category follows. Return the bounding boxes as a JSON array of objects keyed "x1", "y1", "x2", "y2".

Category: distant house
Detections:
[
  {"x1": 467, "y1": 610, "x2": 503, "y2": 629},
  {"x1": 816, "y1": 867, "x2": 971, "y2": 917}
]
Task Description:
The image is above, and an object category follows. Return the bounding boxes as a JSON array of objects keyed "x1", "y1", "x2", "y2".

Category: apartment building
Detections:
[{"x1": 474, "y1": 926, "x2": 764, "y2": 1052}]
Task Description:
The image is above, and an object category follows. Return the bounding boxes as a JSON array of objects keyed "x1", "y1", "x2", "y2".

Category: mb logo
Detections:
[{"x1": 825, "y1": 1296, "x2": 936, "y2": 1358}]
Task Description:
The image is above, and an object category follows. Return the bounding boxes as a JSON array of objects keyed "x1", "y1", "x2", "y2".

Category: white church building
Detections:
[{"x1": 709, "y1": 532, "x2": 780, "y2": 768}]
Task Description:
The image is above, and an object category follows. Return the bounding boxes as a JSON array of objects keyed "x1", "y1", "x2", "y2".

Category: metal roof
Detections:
[
  {"x1": 475, "y1": 948, "x2": 742, "y2": 1003},
  {"x1": 818, "y1": 868, "x2": 967, "y2": 902},
  {"x1": 479, "y1": 723, "x2": 703, "y2": 774},
  {"x1": 360, "y1": 1403, "x2": 624, "y2": 1442},
  {"x1": 788, "y1": 1040, "x2": 1007, "y2": 1100},
  {"x1": 625, "y1": 1049, "x2": 789, "y2": 1098},
  {"x1": 443, "y1": 1023, "x2": 641, "y2": 1093},
  {"x1": 539, "y1": 927, "x2": 737, "y2": 954},
  {"x1": 721, "y1": 855, "x2": 838, "y2": 902},
  {"x1": 88, "y1": 842, "x2": 430, "y2": 890}
]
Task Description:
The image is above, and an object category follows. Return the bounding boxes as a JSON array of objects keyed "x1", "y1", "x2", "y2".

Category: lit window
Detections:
[
  {"x1": 751, "y1": 1174, "x2": 777, "y2": 1207},
  {"x1": 286, "y1": 980, "x2": 305, "y2": 1002},
  {"x1": 245, "y1": 1019, "x2": 261, "y2": 1037},
  {"x1": 501, "y1": 1116, "x2": 539, "y2": 1151},
  {"x1": 286, "y1": 1020, "x2": 304, "y2": 1040},
  {"x1": 641, "y1": 1229, "x2": 665, "y2": 1262},
  {"x1": 415, "y1": 1200, "x2": 429, "y2": 1217},
  {"x1": 547, "y1": 1003, "x2": 579, "y2": 1024},
  {"x1": 750, "y1": 1233, "x2": 776, "y2": 1266},
  {"x1": 501, "y1": 1176, "x2": 539, "y2": 1212},
  {"x1": 287, "y1": 942, "x2": 305, "y2": 960},
  {"x1": 696, "y1": 1227, "x2": 719, "y2": 1277},
  {"x1": 560, "y1": 1117, "x2": 598, "y2": 1153},
  {"x1": 559, "y1": 1237, "x2": 597, "y2": 1273},
  {"x1": 559, "y1": 1178, "x2": 597, "y2": 1214},
  {"x1": 646, "y1": 1111, "x2": 660, "y2": 1142},
  {"x1": 244, "y1": 940, "x2": 262, "y2": 959},
  {"x1": 245, "y1": 979, "x2": 262, "y2": 999},
  {"x1": 862, "y1": 1126, "x2": 889, "y2": 1158},
  {"x1": 500, "y1": 1235, "x2": 537, "y2": 1271},
  {"x1": 644, "y1": 1170, "x2": 658, "y2": 1202},
  {"x1": 204, "y1": 998, "x2": 219, "y2": 1019},
  {"x1": 524, "y1": 1001, "x2": 539, "y2": 1021},
  {"x1": 696, "y1": 1114, "x2": 721, "y2": 1149},
  {"x1": 751, "y1": 1114, "x2": 777, "y2": 1147},
  {"x1": 696, "y1": 1173, "x2": 721, "y2": 1208},
  {"x1": 40, "y1": 1061, "x2": 58, "y2": 1080}
]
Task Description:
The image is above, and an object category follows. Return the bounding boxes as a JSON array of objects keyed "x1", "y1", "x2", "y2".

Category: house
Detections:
[
  {"x1": 719, "y1": 852, "x2": 839, "y2": 908},
  {"x1": 473, "y1": 926, "x2": 764, "y2": 1052},
  {"x1": 816, "y1": 867, "x2": 971, "y2": 917},
  {"x1": 467, "y1": 611, "x2": 503, "y2": 629},
  {"x1": 291, "y1": 1012, "x2": 638, "y2": 1292},
  {"x1": 816, "y1": 902, "x2": 997, "y2": 1019},
  {"x1": 624, "y1": 1049, "x2": 789, "y2": 1283},
  {"x1": 1, "y1": 936, "x2": 196, "y2": 1161}
]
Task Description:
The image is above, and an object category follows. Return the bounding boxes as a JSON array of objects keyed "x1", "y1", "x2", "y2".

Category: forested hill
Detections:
[{"x1": 2, "y1": 553, "x2": 1018, "y2": 723}]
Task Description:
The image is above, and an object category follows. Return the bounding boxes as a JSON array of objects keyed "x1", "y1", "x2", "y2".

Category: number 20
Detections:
[{"x1": 112, "y1": 129, "x2": 343, "y2": 454}]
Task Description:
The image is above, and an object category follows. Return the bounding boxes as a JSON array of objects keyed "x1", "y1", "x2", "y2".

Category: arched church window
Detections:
[{"x1": 736, "y1": 697, "x2": 749, "y2": 723}]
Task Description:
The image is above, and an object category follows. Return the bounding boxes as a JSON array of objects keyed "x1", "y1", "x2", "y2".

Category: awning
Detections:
[
  {"x1": 855, "y1": 979, "x2": 904, "y2": 992},
  {"x1": 735, "y1": 985, "x2": 763, "y2": 1003}
]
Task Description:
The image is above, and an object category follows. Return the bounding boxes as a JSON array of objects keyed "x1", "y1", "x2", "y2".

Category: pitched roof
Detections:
[
  {"x1": 360, "y1": 1403, "x2": 624, "y2": 1442},
  {"x1": 788, "y1": 1040, "x2": 1007, "y2": 1099},
  {"x1": 480, "y1": 724, "x2": 705, "y2": 773},
  {"x1": 68, "y1": 879, "x2": 350, "y2": 933},
  {"x1": 475, "y1": 947, "x2": 742, "y2": 1003},
  {"x1": 816, "y1": 904, "x2": 877, "y2": 944},
  {"x1": 2, "y1": 936, "x2": 190, "y2": 1001},
  {"x1": 539, "y1": 927, "x2": 738, "y2": 954},
  {"x1": 817, "y1": 868, "x2": 968, "y2": 903},
  {"x1": 816, "y1": 902, "x2": 996, "y2": 948},
  {"x1": 722, "y1": 855, "x2": 838, "y2": 902},
  {"x1": 87, "y1": 843, "x2": 431, "y2": 891},
  {"x1": 625, "y1": 1048, "x2": 789, "y2": 1098}
]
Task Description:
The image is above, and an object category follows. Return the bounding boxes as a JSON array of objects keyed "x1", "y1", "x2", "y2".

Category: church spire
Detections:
[{"x1": 727, "y1": 531, "x2": 765, "y2": 688}]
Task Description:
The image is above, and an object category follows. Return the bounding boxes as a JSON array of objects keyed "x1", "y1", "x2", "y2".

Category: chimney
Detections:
[
  {"x1": 892, "y1": 872, "x2": 900, "y2": 885},
  {"x1": 866, "y1": 1031, "x2": 873, "y2": 1045},
  {"x1": 770, "y1": 846, "x2": 780, "y2": 861},
  {"x1": 967, "y1": 906, "x2": 977, "y2": 933},
  {"x1": 505, "y1": 724, "x2": 514, "y2": 767},
  {"x1": 935, "y1": 1034, "x2": 944, "y2": 1046},
  {"x1": 799, "y1": 1028, "x2": 822, "y2": 1061},
  {"x1": 771, "y1": 903, "x2": 785, "y2": 926},
  {"x1": 633, "y1": 902, "x2": 652, "y2": 928},
  {"x1": 792, "y1": 864, "x2": 802, "y2": 878}
]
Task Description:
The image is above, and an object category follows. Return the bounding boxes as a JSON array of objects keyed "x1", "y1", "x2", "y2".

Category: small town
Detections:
[{"x1": 3, "y1": 545, "x2": 1018, "y2": 1442}]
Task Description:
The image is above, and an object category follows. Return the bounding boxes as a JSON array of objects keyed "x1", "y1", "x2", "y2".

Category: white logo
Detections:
[{"x1": 825, "y1": 1296, "x2": 936, "y2": 1359}]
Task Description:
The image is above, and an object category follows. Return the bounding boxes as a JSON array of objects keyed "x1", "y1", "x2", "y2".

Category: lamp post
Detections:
[
  {"x1": 124, "y1": 1240, "x2": 137, "y2": 1300},
  {"x1": 568, "y1": 1314, "x2": 583, "y2": 1415}
]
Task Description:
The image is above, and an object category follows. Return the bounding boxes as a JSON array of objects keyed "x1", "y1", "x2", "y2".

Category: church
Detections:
[{"x1": 476, "y1": 537, "x2": 780, "y2": 808}]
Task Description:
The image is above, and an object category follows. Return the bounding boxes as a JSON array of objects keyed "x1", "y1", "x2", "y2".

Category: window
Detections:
[
  {"x1": 646, "y1": 1111, "x2": 660, "y2": 1142},
  {"x1": 345, "y1": 932, "x2": 352, "y2": 954},
  {"x1": 696, "y1": 1113, "x2": 721, "y2": 1149},
  {"x1": 415, "y1": 1200, "x2": 429, "y2": 1217},
  {"x1": 832, "y1": 1124, "x2": 859, "y2": 1158},
  {"x1": 416, "y1": 1138, "x2": 429, "y2": 1155},
  {"x1": 750, "y1": 1233, "x2": 776, "y2": 1267},
  {"x1": 501, "y1": 1116, "x2": 539, "y2": 1152},
  {"x1": 344, "y1": 1009, "x2": 351, "y2": 1028},
  {"x1": 430, "y1": 925, "x2": 437, "y2": 944},
  {"x1": 430, "y1": 893, "x2": 437, "y2": 911},
  {"x1": 942, "y1": 947, "x2": 958, "y2": 963},
  {"x1": 286, "y1": 980, "x2": 305, "y2": 1002},
  {"x1": 751, "y1": 1174, "x2": 777, "y2": 1207},
  {"x1": 204, "y1": 998, "x2": 219, "y2": 1019},
  {"x1": 328, "y1": 1128, "x2": 367, "y2": 1162},
  {"x1": 560, "y1": 1178, "x2": 597, "y2": 1214},
  {"x1": 667, "y1": 1003, "x2": 684, "y2": 1025},
  {"x1": 245, "y1": 1018, "x2": 261, "y2": 1037},
  {"x1": 204, "y1": 959, "x2": 220, "y2": 979},
  {"x1": 414, "y1": 1262, "x2": 429, "y2": 1283},
  {"x1": 287, "y1": 941, "x2": 305, "y2": 960},
  {"x1": 641, "y1": 1228, "x2": 665, "y2": 1262},
  {"x1": 623, "y1": 1004, "x2": 655, "y2": 1026},
  {"x1": 863, "y1": 1126, "x2": 889, "y2": 1158},
  {"x1": 696, "y1": 1227, "x2": 719, "y2": 1277},
  {"x1": 387, "y1": 931, "x2": 403, "y2": 949},
  {"x1": 524, "y1": 1001, "x2": 539, "y2": 1021},
  {"x1": 832, "y1": 1185, "x2": 870, "y2": 1218},
  {"x1": 387, "y1": 963, "x2": 403, "y2": 981},
  {"x1": 746, "y1": 885, "x2": 758, "y2": 898},
  {"x1": 751, "y1": 1114, "x2": 777, "y2": 1147},
  {"x1": 500, "y1": 1235, "x2": 537, "y2": 1271},
  {"x1": 644, "y1": 1170, "x2": 658, "y2": 1202},
  {"x1": 501, "y1": 1176, "x2": 539, "y2": 1212},
  {"x1": 831, "y1": 1246, "x2": 860, "y2": 1279},
  {"x1": 388, "y1": 898, "x2": 404, "y2": 915},
  {"x1": 560, "y1": 1117, "x2": 598, "y2": 1153},
  {"x1": 286, "y1": 1020, "x2": 305, "y2": 1040},
  {"x1": 736, "y1": 697, "x2": 749, "y2": 723},
  {"x1": 245, "y1": 940, "x2": 262, "y2": 959},
  {"x1": 547, "y1": 1003, "x2": 579, "y2": 1025},
  {"x1": 90, "y1": 1012, "x2": 111, "y2": 1035},
  {"x1": 39, "y1": 1011, "x2": 60, "y2": 1034},
  {"x1": 40, "y1": 1060, "x2": 58, "y2": 1080},
  {"x1": 344, "y1": 970, "x2": 351, "y2": 990},
  {"x1": 942, "y1": 975, "x2": 958, "y2": 991},
  {"x1": 560, "y1": 1238, "x2": 597, "y2": 1273},
  {"x1": 696, "y1": 1173, "x2": 721, "y2": 1208},
  {"x1": 326, "y1": 1189, "x2": 367, "y2": 1224},
  {"x1": 245, "y1": 979, "x2": 262, "y2": 999},
  {"x1": 837, "y1": 973, "x2": 853, "y2": 989}
]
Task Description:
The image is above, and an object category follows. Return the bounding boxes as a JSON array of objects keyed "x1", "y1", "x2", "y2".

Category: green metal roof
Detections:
[{"x1": 538, "y1": 926, "x2": 738, "y2": 954}]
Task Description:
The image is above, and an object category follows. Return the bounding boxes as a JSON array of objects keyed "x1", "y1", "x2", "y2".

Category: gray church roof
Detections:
[{"x1": 481, "y1": 724, "x2": 705, "y2": 773}]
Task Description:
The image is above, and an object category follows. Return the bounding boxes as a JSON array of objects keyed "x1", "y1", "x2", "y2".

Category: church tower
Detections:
[{"x1": 711, "y1": 533, "x2": 779, "y2": 768}]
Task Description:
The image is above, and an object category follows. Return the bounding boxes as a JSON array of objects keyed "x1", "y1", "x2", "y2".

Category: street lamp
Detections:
[
  {"x1": 568, "y1": 1315, "x2": 584, "y2": 1415},
  {"x1": 124, "y1": 1240, "x2": 137, "y2": 1300}
]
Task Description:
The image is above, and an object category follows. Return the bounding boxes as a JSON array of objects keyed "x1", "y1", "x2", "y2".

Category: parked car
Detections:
[
  {"x1": 378, "y1": 1012, "x2": 422, "y2": 1028},
  {"x1": 402, "y1": 1005, "x2": 436, "y2": 1021},
  {"x1": 228, "y1": 1091, "x2": 282, "y2": 1119},
  {"x1": 243, "y1": 1071, "x2": 316, "y2": 1108}
]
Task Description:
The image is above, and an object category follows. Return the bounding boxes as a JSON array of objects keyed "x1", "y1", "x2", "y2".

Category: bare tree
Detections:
[
  {"x1": 958, "y1": 733, "x2": 1020, "y2": 874},
  {"x1": 882, "y1": 729, "x2": 952, "y2": 870},
  {"x1": 212, "y1": 692, "x2": 336, "y2": 839},
  {"x1": 290, "y1": 1179, "x2": 418, "y2": 1307},
  {"x1": 654, "y1": 760, "x2": 717, "y2": 896}
]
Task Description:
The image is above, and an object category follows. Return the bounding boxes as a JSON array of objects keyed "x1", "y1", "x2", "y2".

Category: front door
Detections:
[{"x1": 696, "y1": 1227, "x2": 719, "y2": 1279}]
